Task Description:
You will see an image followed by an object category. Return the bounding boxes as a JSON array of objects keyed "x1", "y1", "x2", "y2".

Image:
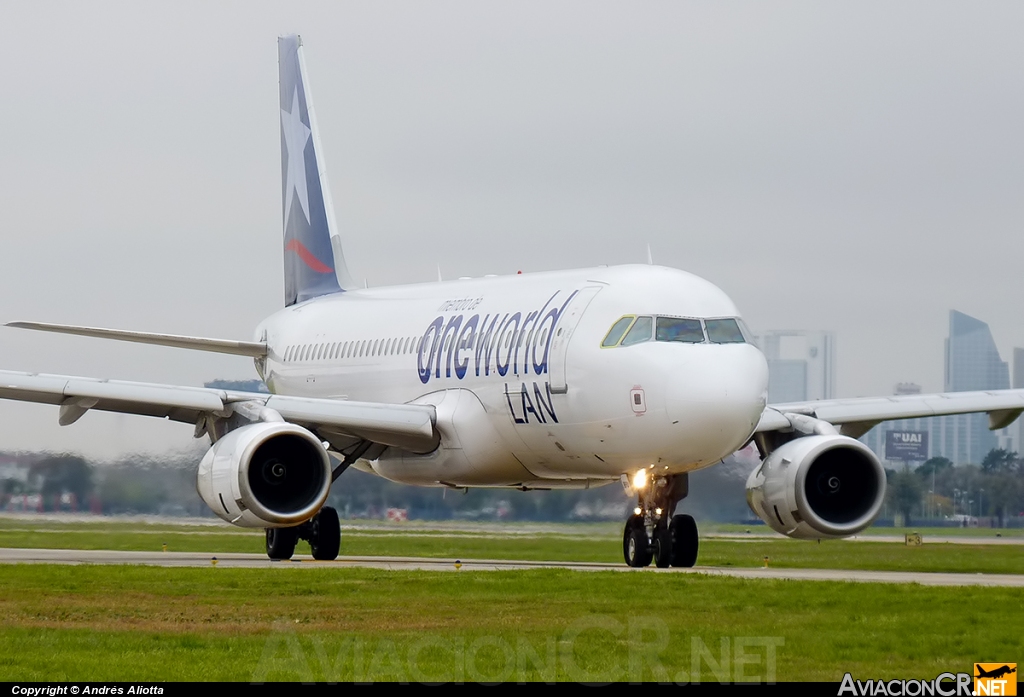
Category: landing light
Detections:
[
  {"x1": 634, "y1": 507, "x2": 642, "y2": 516},
  {"x1": 632, "y1": 470, "x2": 647, "y2": 490}
]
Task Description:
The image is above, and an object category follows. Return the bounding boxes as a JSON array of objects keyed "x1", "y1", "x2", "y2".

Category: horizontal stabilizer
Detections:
[{"x1": 6, "y1": 321, "x2": 266, "y2": 358}]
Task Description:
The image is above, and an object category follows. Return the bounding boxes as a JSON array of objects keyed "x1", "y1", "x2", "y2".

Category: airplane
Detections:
[
  {"x1": 975, "y1": 666, "x2": 1016, "y2": 680},
  {"x1": 4, "y1": 35, "x2": 1024, "y2": 567}
]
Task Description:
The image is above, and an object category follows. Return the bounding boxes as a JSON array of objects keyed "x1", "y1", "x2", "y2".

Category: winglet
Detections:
[{"x1": 279, "y1": 35, "x2": 355, "y2": 306}]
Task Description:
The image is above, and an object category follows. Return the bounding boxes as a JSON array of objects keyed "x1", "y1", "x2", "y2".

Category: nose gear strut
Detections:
[{"x1": 622, "y1": 472, "x2": 698, "y2": 568}]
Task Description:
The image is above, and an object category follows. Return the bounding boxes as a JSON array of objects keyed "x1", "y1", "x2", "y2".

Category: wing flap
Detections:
[{"x1": 0, "y1": 372, "x2": 72, "y2": 406}]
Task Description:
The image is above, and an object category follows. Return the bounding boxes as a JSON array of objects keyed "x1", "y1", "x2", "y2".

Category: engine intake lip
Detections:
[
  {"x1": 237, "y1": 424, "x2": 331, "y2": 525},
  {"x1": 795, "y1": 439, "x2": 885, "y2": 535}
]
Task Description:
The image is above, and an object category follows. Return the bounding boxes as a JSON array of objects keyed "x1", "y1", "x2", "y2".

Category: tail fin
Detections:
[{"x1": 278, "y1": 35, "x2": 355, "y2": 306}]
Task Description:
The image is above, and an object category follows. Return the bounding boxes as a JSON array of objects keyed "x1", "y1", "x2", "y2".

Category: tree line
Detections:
[
  {"x1": 885, "y1": 448, "x2": 1024, "y2": 527},
  {"x1": 0, "y1": 446, "x2": 754, "y2": 522},
  {"x1": 6, "y1": 445, "x2": 1019, "y2": 526}
]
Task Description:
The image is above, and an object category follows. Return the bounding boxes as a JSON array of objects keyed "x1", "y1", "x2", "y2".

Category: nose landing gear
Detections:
[{"x1": 622, "y1": 472, "x2": 698, "y2": 568}]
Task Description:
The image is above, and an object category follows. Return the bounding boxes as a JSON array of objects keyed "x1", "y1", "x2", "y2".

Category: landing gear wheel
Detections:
[
  {"x1": 622, "y1": 513, "x2": 642, "y2": 562},
  {"x1": 669, "y1": 514, "x2": 698, "y2": 567},
  {"x1": 623, "y1": 515, "x2": 652, "y2": 568},
  {"x1": 266, "y1": 526, "x2": 298, "y2": 560},
  {"x1": 309, "y1": 506, "x2": 341, "y2": 561},
  {"x1": 653, "y1": 526, "x2": 673, "y2": 568}
]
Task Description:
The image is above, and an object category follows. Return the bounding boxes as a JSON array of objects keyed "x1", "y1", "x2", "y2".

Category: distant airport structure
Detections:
[
  {"x1": 861, "y1": 310, "x2": 1019, "y2": 465},
  {"x1": 754, "y1": 330, "x2": 835, "y2": 403},
  {"x1": 204, "y1": 379, "x2": 269, "y2": 393},
  {"x1": 1016, "y1": 347, "x2": 1024, "y2": 455}
]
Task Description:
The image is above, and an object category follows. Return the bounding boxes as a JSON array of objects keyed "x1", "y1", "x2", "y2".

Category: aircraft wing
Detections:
[
  {"x1": 756, "y1": 388, "x2": 1024, "y2": 438},
  {"x1": 0, "y1": 369, "x2": 438, "y2": 453}
]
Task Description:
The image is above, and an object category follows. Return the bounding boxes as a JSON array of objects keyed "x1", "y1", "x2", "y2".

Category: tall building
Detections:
[
  {"x1": 944, "y1": 310, "x2": 1009, "y2": 393},
  {"x1": 756, "y1": 330, "x2": 835, "y2": 403},
  {"x1": 861, "y1": 310, "x2": 1012, "y2": 465},
  {"x1": 944, "y1": 310, "x2": 1010, "y2": 462},
  {"x1": 1015, "y1": 348, "x2": 1024, "y2": 455}
]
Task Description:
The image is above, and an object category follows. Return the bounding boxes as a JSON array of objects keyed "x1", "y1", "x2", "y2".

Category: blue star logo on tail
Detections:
[{"x1": 281, "y1": 88, "x2": 311, "y2": 225}]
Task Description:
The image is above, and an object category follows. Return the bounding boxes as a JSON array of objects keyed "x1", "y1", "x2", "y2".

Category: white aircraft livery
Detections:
[{"x1": 5, "y1": 36, "x2": 1024, "y2": 567}]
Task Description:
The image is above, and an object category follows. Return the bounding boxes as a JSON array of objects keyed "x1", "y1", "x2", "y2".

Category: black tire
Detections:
[
  {"x1": 623, "y1": 515, "x2": 652, "y2": 568},
  {"x1": 310, "y1": 506, "x2": 341, "y2": 561},
  {"x1": 669, "y1": 514, "x2": 698, "y2": 567},
  {"x1": 266, "y1": 526, "x2": 298, "y2": 560},
  {"x1": 653, "y1": 525, "x2": 673, "y2": 568},
  {"x1": 622, "y1": 513, "x2": 642, "y2": 565}
]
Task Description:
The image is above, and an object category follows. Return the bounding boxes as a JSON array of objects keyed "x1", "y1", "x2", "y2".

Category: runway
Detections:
[
  {"x1": 710, "y1": 532, "x2": 1024, "y2": 546},
  {"x1": 1, "y1": 547, "x2": 1022, "y2": 587}
]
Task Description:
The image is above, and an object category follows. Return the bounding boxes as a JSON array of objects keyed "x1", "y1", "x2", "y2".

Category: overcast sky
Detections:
[{"x1": 1, "y1": 2, "x2": 1022, "y2": 459}]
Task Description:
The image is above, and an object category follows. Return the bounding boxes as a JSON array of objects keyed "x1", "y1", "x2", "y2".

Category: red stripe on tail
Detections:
[{"x1": 286, "y1": 239, "x2": 334, "y2": 274}]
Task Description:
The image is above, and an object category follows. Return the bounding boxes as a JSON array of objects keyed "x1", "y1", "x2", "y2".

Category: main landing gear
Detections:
[
  {"x1": 265, "y1": 506, "x2": 341, "y2": 561},
  {"x1": 622, "y1": 472, "x2": 698, "y2": 568}
]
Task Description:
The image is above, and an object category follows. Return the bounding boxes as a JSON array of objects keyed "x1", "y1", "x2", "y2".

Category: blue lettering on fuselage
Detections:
[
  {"x1": 504, "y1": 381, "x2": 559, "y2": 424},
  {"x1": 416, "y1": 289, "x2": 579, "y2": 386}
]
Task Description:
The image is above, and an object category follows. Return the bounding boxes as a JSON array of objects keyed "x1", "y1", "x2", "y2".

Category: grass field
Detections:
[
  {"x1": 0, "y1": 564, "x2": 1021, "y2": 682},
  {"x1": 0, "y1": 515, "x2": 1020, "y2": 682},
  {"x1": 715, "y1": 522, "x2": 1024, "y2": 538},
  {"x1": 0, "y1": 517, "x2": 1020, "y2": 574}
]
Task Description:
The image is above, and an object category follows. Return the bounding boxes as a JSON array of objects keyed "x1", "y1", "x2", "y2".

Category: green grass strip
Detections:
[
  {"x1": 0, "y1": 564, "x2": 1020, "y2": 682},
  {"x1": 0, "y1": 528, "x2": 1020, "y2": 575}
]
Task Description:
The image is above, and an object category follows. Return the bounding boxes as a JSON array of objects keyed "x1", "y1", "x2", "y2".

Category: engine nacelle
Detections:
[
  {"x1": 745, "y1": 435, "x2": 885, "y2": 539},
  {"x1": 196, "y1": 422, "x2": 331, "y2": 528}
]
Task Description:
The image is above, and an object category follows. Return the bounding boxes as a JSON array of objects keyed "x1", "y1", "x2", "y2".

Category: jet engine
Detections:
[
  {"x1": 745, "y1": 435, "x2": 885, "y2": 539},
  {"x1": 196, "y1": 422, "x2": 332, "y2": 528}
]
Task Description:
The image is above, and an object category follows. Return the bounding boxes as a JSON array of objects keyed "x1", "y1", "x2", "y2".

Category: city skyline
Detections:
[
  {"x1": 756, "y1": 330, "x2": 835, "y2": 404},
  {"x1": 861, "y1": 309, "x2": 1022, "y2": 465},
  {"x1": 1015, "y1": 348, "x2": 1024, "y2": 459}
]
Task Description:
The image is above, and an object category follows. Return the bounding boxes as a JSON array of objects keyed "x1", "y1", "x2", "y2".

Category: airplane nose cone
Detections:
[{"x1": 666, "y1": 344, "x2": 768, "y2": 460}]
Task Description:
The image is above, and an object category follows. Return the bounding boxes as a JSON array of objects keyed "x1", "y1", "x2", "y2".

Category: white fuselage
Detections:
[{"x1": 255, "y1": 264, "x2": 769, "y2": 488}]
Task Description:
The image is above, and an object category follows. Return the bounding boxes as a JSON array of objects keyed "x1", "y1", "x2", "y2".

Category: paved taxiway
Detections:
[{"x1": 1, "y1": 547, "x2": 1021, "y2": 587}]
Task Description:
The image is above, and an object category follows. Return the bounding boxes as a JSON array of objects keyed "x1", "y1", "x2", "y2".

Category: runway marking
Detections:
[{"x1": 1, "y1": 547, "x2": 1022, "y2": 586}]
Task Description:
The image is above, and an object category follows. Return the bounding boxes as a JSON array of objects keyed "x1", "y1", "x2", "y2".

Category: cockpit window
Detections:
[
  {"x1": 656, "y1": 317, "x2": 705, "y2": 343},
  {"x1": 705, "y1": 318, "x2": 746, "y2": 344},
  {"x1": 601, "y1": 316, "x2": 635, "y2": 347},
  {"x1": 604, "y1": 315, "x2": 750, "y2": 347},
  {"x1": 621, "y1": 316, "x2": 653, "y2": 346}
]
